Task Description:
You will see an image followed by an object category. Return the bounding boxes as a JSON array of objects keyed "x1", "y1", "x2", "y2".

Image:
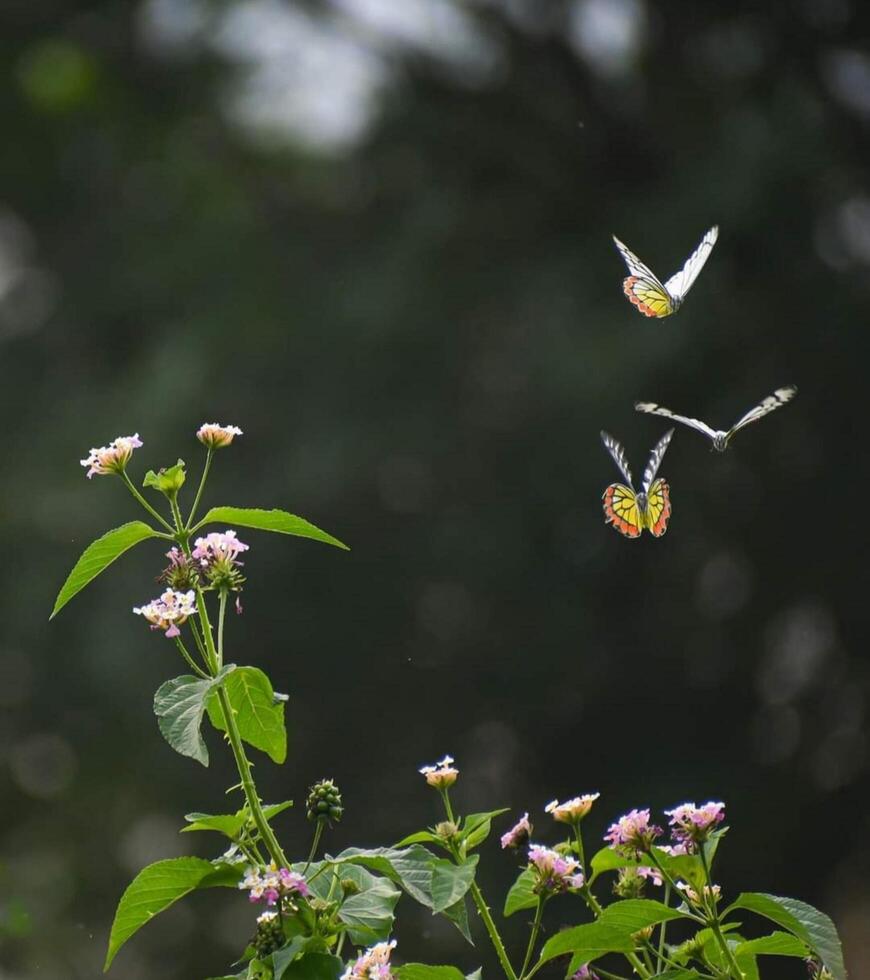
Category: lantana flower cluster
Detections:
[
  {"x1": 197, "y1": 422, "x2": 243, "y2": 449},
  {"x1": 192, "y1": 529, "x2": 249, "y2": 592},
  {"x1": 239, "y1": 863, "x2": 309, "y2": 908},
  {"x1": 545, "y1": 794, "x2": 600, "y2": 824},
  {"x1": 418, "y1": 755, "x2": 458, "y2": 790},
  {"x1": 132, "y1": 588, "x2": 197, "y2": 638},
  {"x1": 340, "y1": 940, "x2": 397, "y2": 980},
  {"x1": 665, "y1": 801, "x2": 725, "y2": 848},
  {"x1": 527, "y1": 843, "x2": 585, "y2": 894},
  {"x1": 80, "y1": 433, "x2": 143, "y2": 478}
]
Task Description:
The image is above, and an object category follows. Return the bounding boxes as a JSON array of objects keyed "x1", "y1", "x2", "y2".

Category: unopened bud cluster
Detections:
[{"x1": 306, "y1": 779, "x2": 344, "y2": 825}]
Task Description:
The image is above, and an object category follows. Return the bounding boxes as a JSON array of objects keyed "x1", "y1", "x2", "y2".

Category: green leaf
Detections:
[
  {"x1": 442, "y1": 896, "x2": 473, "y2": 943},
  {"x1": 538, "y1": 922, "x2": 635, "y2": 965},
  {"x1": 396, "y1": 967, "x2": 465, "y2": 980},
  {"x1": 195, "y1": 507, "x2": 348, "y2": 550},
  {"x1": 153, "y1": 666, "x2": 235, "y2": 766},
  {"x1": 431, "y1": 856, "x2": 478, "y2": 913},
  {"x1": 50, "y1": 521, "x2": 159, "y2": 619},
  {"x1": 588, "y1": 846, "x2": 642, "y2": 883},
  {"x1": 727, "y1": 893, "x2": 846, "y2": 980},
  {"x1": 302, "y1": 862, "x2": 399, "y2": 945},
  {"x1": 503, "y1": 867, "x2": 537, "y2": 917},
  {"x1": 465, "y1": 970, "x2": 481, "y2": 980},
  {"x1": 333, "y1": 846, "x2": 437, "y2": 907},
  {"x1": 652, "y1": 972, "x2": 706, "y2": 980},
  {"x1": 598, "y1": 898, "x2": 691, "y2": 933},
  {"x1": 143, "y1": 459, "x2": 186, "y2": 495},
  {"x1": 461, "y1": 809, "x2": 509, "y2": 850},
  {"x1": 735, "y1": 931, "x2": 810, "y2": 957},
  {"x1": 207, "y1": 666, "x2": 287, "y2": 763},
  {"x1": 105, "y1": 858, "x2": 239, "y2": 970},
  {"x1": 393, "y1": 830, "x2": 444, "y2": 848},
  {"x1": 270, "y1": 936, "x2": 310, "y2": 978},
  {"x1": 182, "y1": 800, "x2": 293, "y2": 838},
  {"x1": 278, "y1": 953, "x2": 343, "y2": 980}
]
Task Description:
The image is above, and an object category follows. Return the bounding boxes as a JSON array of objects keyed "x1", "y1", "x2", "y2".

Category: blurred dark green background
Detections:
[{"x1": 2, "y1": 0, "x2": 869, "y2": 976}]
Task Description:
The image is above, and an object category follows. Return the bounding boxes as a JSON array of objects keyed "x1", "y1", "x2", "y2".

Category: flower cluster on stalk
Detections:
[
  {"x1": 418, "y1": 755, "x2": 458, "y2": 790},
  {"x1": 341, "y1": 940, "x2": 397, "y2": 980},
  {"x1": 197, "y1": 422, "x2": 243, "y2": 449},
  {"x1": 80, "y1": 433, "x2": 143, "y2": 478},
  {"x1": 132, "y1": 588, "x2": 197, "y2": 638},
  {"x1": 500, "y1": 812, "x2": 532, "y2": 850},
  {"x1": 239, "y1": 863, "x2": 309, "y2": 908},
  {"x1": 545, "y1": 794, "x2": 600, "y2": 824},
  {"x1": 665, "y1": 801, "x2": 725, "y2": 848},
  {"x1": 527, "y1": 843, "x2": 585, "y2": 895},
  {"x1": 604, "y1": 808, "x2": 664, "y2": 852},
  {"x1": 192, "y1": 529, "x2": 249, "y2": 593}
]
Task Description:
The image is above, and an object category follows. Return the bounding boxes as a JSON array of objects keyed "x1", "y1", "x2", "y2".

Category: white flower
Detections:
[
  {"x1": 545, "y1": 794, "x2": 600, "y2": 823},
  {"x1": 133, "y1": 588, "x2": 197, "y2": 638},
  {"x1": 197, "y1": 422, "x2": 243, "y2": 449},
  {"x1": 81, "y1": 434, "x2": 143, "y2": 478}
]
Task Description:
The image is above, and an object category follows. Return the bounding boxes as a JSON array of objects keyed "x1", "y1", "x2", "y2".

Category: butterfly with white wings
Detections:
[
  {"x1": 600, "y1": 429, "x2": 674, "y2": 538},
  {"x1": 613, "y1": 226, "x2": 719, "y2": 318},
  {"x1": 635, "y1": 385, "x2": 798, "y2": 452}
]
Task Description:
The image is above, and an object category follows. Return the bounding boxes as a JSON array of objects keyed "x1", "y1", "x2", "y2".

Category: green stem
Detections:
[
  {"x1": 657, "y1": 882, "x2": 671, "y2": 973},
  {"x1": 468, "y1": 880, "x2": 518, "y2": 980},
  {"x1": 440, "y1": 788, "x2": 456, "y2": 824},
  {"x1": 218, "y1": 589, "x2": 228, "y2": 665},
  {"x1": 121, "y1": 471, "x2": 174, "y2": 532},
  {"x1": 174, "y1": 637, "x2": 209, "y2": 678},
  {"x1": 304, "y1": 820, "x2": 325, "y2": 874},
  {"x1": 187, "y1": 447, "x2": 214, "y2": 527},
  {"x1": 699, "y1": 846, "x2": 743, "y2": 979},
  {"x1": 574, "y1": 824, "x2": 602, "y2": 915},
  {"x1": 519, "y1": 897, "x2": 545, "y2": 980}
]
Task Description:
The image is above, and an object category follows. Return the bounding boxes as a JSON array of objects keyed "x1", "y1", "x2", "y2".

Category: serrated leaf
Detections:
[
  {"x1": 735, "y1": 931, "x2": 810, "y2": 957},
  {"x1": 431, "y1": 856, "x2": 478, "y2": 913},
  {"x1": 195, "y1": 507, "x2": 348, "y2": 550},
  {"x1": 597, "y1": 898, "x2": 691, "y2": 933},
  {"x1": 207, "y1": 666, "x2": 287, "y2": 763},
  {"x1": 461, "y1": 809, "x2": 509, "y2": 850},
  {"x1": 302, "y1": 862, "x2": 399, "y2": 945},
  {"x1": 503, "y1": 867, "x2": 537, "y2": 917},
  {"x1": 153, "y1": 666, "x2": 235, "y2": 766},
  {"x1": 727, "y1": 893, "x2": 846, "y2": 980},
  {"x1": 396, "y1": 967, "x2": 465, "y2": 980},
  {"x1": 443, "y1": 895, "x2": 472, "y2": 943},
  {"x1": 182, "y1": 800, "x2": 292, "y2": 838},
  {"x1": 538, "y1": 922, "x2": 635, "y2": 965},
  {"x1": 278, "y1": 953, "x2": 343, "y2": 980},
  {"x1": 50, "y1": 521, "x2": 159, "y2": 619},
  {"x1": 588, "y1": 846, "x2": 642, "y2": 883},
  {"x1": 105, "y1": 858, "x2": 240, "y2": 970},
  {"x1": 393, "y1": 831, "x2": 444, "y2": 848},
  {"x1": 333, "y1": 846, "x2": 437, "y2": 907}
]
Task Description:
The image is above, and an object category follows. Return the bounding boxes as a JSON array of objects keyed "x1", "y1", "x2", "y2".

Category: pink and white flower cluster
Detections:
[
  {"x1": 571, "y1": 967, "x2": 599, "y2": 980},
  {"x1": 341, "y1": 940, "x2": 397, "y2": 980},
  {"x1": 604, "y1": 808, "x2": 663, "y2": 851},
  {"x1": 500, "y1": 812, "x2": 532, "y2": 850},
  {"x1": 81, "y1": 433, "x2": 143, "y2": 478},
  {"x1": 419, "y1": 755, "x2": 458, "y2": 790},
  {"x1": 528, "y1": 843, "x2": 585, "y2": 894},
  {"x1": 192, "y1": 530, "x2": 249, "y2": 567},
  {"x1": 197, "y1": 422, "x2": 243, "y2": 449},
  {"x1": 133, "y1": 588, "x2": 196, "y2": 638},
  {"x1": 665, "y1": 801, "x2": 725, "y2": 845},
  {"x1": 239, "y1": 863, "x2": 309, "y2": 907},
  {"x1": 545, "y1": 794, "x2": 600, "y2": 824}
]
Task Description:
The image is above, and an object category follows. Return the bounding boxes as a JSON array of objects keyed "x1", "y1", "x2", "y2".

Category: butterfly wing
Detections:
[
  {"x1": 600, "y1": 430, "x2": 633, "y2": 485},
  {"x1": 644, "y1": 478, "x2": 672, "y2": 537},
  {"x1": 726, "y1": 385, "x2": 798, "y2": 442},
  {"x1": 612, "y1": 235, "x2": 674, "y2": 318},
  {"x1": 635, "y1": 401, "x2": 718, "y2": 442},
  {"x1": 641, "y1": 428, "x2": 674, "y2": 493},
  {"x1": 603, "y1": 483, "x2": 644, "y2": 538},
  {"x1": 663, "y1": 225, "x2": 719, "y2": 303}
]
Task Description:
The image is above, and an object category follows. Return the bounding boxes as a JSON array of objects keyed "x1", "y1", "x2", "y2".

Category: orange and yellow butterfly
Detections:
[
  {"x1": 600, "y1": 429, "x2": 674, "y2": 538},
  {"x1": 612, "y1": 226, "x2": 718, "y2": 318}
]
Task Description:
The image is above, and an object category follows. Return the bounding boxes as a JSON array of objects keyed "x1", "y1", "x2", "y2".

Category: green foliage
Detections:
[
  {"x1": 105, "y1": 858, "x2": 240, "y2": 969},
  {"x1": 727, "y1": 893, "x2": 846, "y2": 980},
  {"x1": 460, "y1": 809, "x2": 509, "y2": 850},
  {"x1": 734, "y1": 931, "x2": 810, "y2": 957},
  {"x1": 50, "y1": 521, "x2": 159, "y2": 618},
  {"x1": 538, "y1": 921, "x2": 636, "y2": 965},
  {"x1": 503, "y1": 867, "x2": 537, "y2": 917},
  {"x1": 396, "y1": 967, "x2": 466, "y2": 980},
  {"x1": 303, "y1": 861, "x2": 400, "y2": 945},
  {"x1": 182, "y1": 801, "x2": 293, "y2": 838},
  {"x1": 206, "y1": 666, "x2": 287, "y2": 763},
  {"x1": 278, "y1": 953, "x2": 343, "y2": 980},
  {"x1": 153, "y1": 666, "x2": 236, "y2": 766},
  {"x1": 194, "y1": 507, "x2": 349, "y2": 550},
  {"x1": 430, "y1": 856, "x2": 478, "y2": 913},
  {"x1": 597, "y1": 897, "x2": 691, "y2": 932},
  {"x1": 143, "y1": 459, "x2": 186, "y2": 496}
]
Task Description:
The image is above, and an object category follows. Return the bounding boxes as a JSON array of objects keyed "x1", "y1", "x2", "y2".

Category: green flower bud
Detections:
[
  {"x1": 306, "y1": 779, "x2": 343, "y2": 825},
  {"x1": 341, "y1": 878, "x2": 361, "y2": 897},
  {"x1": 143, "y1": 459, "x2": 186, "y2": 498}
]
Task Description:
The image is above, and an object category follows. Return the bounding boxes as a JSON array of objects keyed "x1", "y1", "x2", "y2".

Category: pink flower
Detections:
[
  {"x1": 279, "y1": 868, "x2": 309, "y2": 897},
  {"x1": 192, "y1": 530, "x2": 249, "y2": 566},
  {"x1": 545, "y1": 794, "x2": 600, "y2": 824},
  {"x1": 341, "y1": 940, "x2": 397, "y2": 980},
  {"x1": 197, "y1": 422, "x2": 243, "y2": 449},
  {"x1": 665, "y1": 802, "x2": 725, "y2": 845},
  {"x1": 419, "y1": 755, "x2": 458, "y2": 790},
  {"x1": 81, "y1": 433, "x2": 143, "y2": 478},
  {"x1": 604, "y1": 808, "x2": 663, "y2": 851},
  {"x1": 528, "y1": 843, "x2": 585, "y2": 894},
  {"x1": 133, "y1": 589, "x2": 197, "y2": 637},
  {"x1": 239, "y1": 864, "x2": 310, "y2": 908},
  {"x1": 501, "y1": 812, "x2": 533, "y2": 850},
  {"x1": 572, "y1": 967, "x2": 599, "y2": 980}
]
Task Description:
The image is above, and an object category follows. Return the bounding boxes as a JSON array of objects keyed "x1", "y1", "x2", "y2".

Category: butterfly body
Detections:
[
  {"x1": 614, "y1": 226, "x2": 718, "y2": 318},
  {"x1": 635, "y1": 386, "x2": 797, "y2": 451},
  {"x1": 600, "y1": 429, "x2": 674, "y2": 538}
]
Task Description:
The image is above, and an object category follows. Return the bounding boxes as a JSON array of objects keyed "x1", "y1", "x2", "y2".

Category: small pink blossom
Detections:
[
  {"x1": 192, "y1": 530, "x2": 249, "y2": 566},
  {"x1": 545, "y1": 794, "x2": 600, "y2": 824},
  {"x1": 665, "y1": 801, "x2": 725, "y2": 845},
  {"x1": 528, "y1": 843, "x2": 585, "y2": 894},
  {"x1": 81, "y1": 433, "x2": 143, "y2": 478},
  {"x1": 341, "y1": 940, "x2": 397, "y2": 980},
  {"x1": 419, "y1": 754, "x2": 458, "y2": 790},
  {"x1": 571, "y1": 967, "x2": 599, "y2": 980},
  {"x1": 239, "y1": 864, "x2": 310, "y2": 908},
  {"x1": 133, "y1": 589, "x2": 196, "y2": 637},
  {"x1": 500, "y1": 813, "x2": 533, "y2": 850},
  {"x1": 197, "y1": 422, "x2": 243, "y2": 449},
  {"x1": 604, "y1": 808, "x2": 663, "y2": 851}
]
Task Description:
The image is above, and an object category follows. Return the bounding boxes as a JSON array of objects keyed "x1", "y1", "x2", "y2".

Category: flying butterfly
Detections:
[
  {"x1": 635, "y1": 385, "x2": 798, "y2": 452},
  {"x1": 613, "y1": 226, "x2": 719, "y2": 317},
  {"x1": 600, "y1": 429, "x2": 674, "y2": 538}
]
